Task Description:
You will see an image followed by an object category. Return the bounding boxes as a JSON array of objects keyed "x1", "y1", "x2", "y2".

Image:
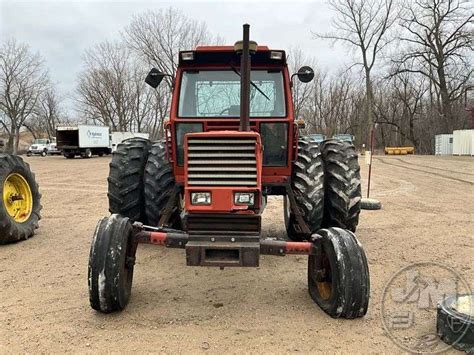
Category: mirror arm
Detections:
[
  {"x1": 163, "y1": 74, "x2": 175, "y2": 89},
  {"x1": 290, "y1": 73, "x2": 298, "y2": 88}
]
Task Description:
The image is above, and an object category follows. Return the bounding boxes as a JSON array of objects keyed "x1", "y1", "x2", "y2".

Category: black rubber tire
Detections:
[
  {"x1": 88, "y1": 214, "x2": 135, "y2": 313},
  {"x1": 308, "y1": 227, "x2": 370, "y2": 319},
  {"x1": 437, "y1": 294, "x2": 474, "y2": 352},
  {"x1": 0, "y1": 154, "x2": 42, "y2": 244},
  {"x1": 108, "y1": 138, "x2": 151, "y2": 223},
  {"x1": 81, "y1": 149, "x2": 92, "y2": 159},
  {"x1": 144, "y1": 141, "x2": 181, "y2": 228},
  {"x1": 285, "y1": 139, "x2": 324, "y2": 241},
  {"x1": 360, "y1": 198, "x2": 382, "y2": 210},
  {"x1": 98, "y1": 152, "x2": 104, "y2": 157},
  {"x1": 319, "y1": 139, "x2": 361, "y2": 232},
  {"x1": 64, "y1": 152, "x2": 75, "y2": 159},
  {"x1": 41, "y1": 150, "x2": 47, "y2": 157}
]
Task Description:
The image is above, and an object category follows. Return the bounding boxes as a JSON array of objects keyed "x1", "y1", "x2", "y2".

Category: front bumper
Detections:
[{"x1": 133, "y1": 222, "x2": 316, "y2": 268}]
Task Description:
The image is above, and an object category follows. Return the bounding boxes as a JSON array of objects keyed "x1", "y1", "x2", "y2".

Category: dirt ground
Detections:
[{"x1": 1, "y1": 154, "x2": 473, "y2": 353}]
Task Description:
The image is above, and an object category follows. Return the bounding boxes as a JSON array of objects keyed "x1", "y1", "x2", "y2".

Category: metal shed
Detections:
[
  {"x1": 452, "y1": 129, "x2": 474, "y2": 156},
  {"x1": 435, "y1": 134, "x2": 453, "y2": 155}
]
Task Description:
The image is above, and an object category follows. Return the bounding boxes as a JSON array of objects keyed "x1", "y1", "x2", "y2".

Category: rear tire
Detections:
[
  {"x1": 88, "y1": 214, "x2": 135, "y2": 313},
  {"x1": 319, "y1": 139, "x2": 361, "y2": 232},
  {"x1": 108, "y1": 138, "x2": 151, "y2": 223},
  {"x1": 81, "y1": 149, "x2": 92, "y2": 159},
  {"x1": 285, "y1": 139, "x2": 324, "y2": 241},
  {"x1": 64, "y1": 152, "x2": 75, "y2": 159},
  {"x1": 144, "y1": 141, "x2": 181, "y2": 228},
  {"x1": 308, "y1": 228, "x2": 369, "y2": 318},
  {"x1": 0, "y1": 154, "x2": 42, "y2": 244}
]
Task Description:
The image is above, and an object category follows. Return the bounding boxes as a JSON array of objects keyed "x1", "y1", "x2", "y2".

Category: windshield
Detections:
[
  {"x1": 34, "y1": 139, "x2": 48, "y2": 145},
  {"x1": 178, "y1": 70, "x2": 286, "y2": 118}
]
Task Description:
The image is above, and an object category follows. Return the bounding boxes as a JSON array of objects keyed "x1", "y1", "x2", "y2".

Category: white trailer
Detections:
[
  {"x1": 452, "y1": 129, "x2": 474, "y2": 156},
  {"x1": 435, "y1": 134, "x2": 453, "y2": 156},
  {"x1": 56, "y1": 125, "x2": 110, "y2": 159},
  {"x1": 110, "y1": 132, "x2": 150, "y2": 152}
]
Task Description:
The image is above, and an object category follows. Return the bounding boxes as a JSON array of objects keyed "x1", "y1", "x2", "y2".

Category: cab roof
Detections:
[{"x1": 178, "y1": 46, "x2": 287, "y2": 66}]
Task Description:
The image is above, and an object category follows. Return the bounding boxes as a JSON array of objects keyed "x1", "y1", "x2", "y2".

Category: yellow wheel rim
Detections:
[{"x1": 2, "y1": 173, "x2": 33, "y2": 223}]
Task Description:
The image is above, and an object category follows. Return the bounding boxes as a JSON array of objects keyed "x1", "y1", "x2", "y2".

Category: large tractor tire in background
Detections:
[
  {"x1": 144, "y1": 141, "x2": 181, "y2": 228},
  {"x1": 285, "y1": 139, "x2": 324, "y2": 241},
  {"x1": 308, "y1": 228, "x2": 370, "y2": 318},
  {"x1": 319, "y1": 139, "x2": 361, "y2": 232},
  {"x1": 108, "y1": 138, "x2": 151, "y2": 223},
  {"x1": 0, "y1": 154, "x2": 42, "y2": 244}
]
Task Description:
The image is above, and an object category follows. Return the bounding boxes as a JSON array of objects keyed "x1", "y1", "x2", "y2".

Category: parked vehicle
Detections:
[
  {"x1": 332, "y1": 134, "x2": 355, "y2": 143},
  {"x1": 26, "y1": 138, "x2": 54, "y2": 157},
  {"x1": 308, "y1": 133, "x2": 326, "y2": 143},
  {"x1": 56, "y1": 125, "x2": 110, "y2": 159},
  {"x1": 88, "y1": 25, "x2": 368, "y2": 320},
  {"x1": 47, "y1": 142, "x2": 62, "y2": 156},
  {"x1": 110, "y1": 132, "x2": 150, "y2": 152}
]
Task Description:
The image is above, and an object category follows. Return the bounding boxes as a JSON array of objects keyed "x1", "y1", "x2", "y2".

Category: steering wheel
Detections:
[{"x1": 220, "y1": 107, "x2": 230, "y2": 115}]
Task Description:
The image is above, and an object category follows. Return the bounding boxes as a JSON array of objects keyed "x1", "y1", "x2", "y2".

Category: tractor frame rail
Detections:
[{"x1": 132, "y1": 222, "x2": 318, "y2": 268}]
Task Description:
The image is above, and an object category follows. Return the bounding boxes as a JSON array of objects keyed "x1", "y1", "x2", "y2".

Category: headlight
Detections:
[
  {"x1": 191, "y1": 192, "x2": 211, "y2": 205},
  {"x1": 234, "y1": 192, "x2": 255, "y2": 206}
]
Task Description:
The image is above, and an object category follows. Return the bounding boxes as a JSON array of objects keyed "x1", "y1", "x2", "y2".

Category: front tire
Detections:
[
  {"x1": 0, "y1": 154, "x2": 42, "y2": 244},
  {"x1": 88, "y1": 214, "x2": 135, "y2": 313},
  {"x1": 319, "y1": 140, "x2": 361, "y2": 232},
  {"x1": 285, "y1": 139, "x2": 324, "y2": 241},
  {"x1": 108, "y1": 138, "x2": 151, "y2": 222},
  {"x1": 308, "y1": 228, "x2": 369, "y2": 318},
  {"x1": 144, "y1": 142, "x2": 181, "y2": 228}
]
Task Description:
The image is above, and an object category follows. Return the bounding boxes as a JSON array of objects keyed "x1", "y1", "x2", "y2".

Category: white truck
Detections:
[
  {"x1": 27, "y1": 138, "x2": 57, "y2": 157},
  {"x1": 57, "y1": 125, "x2": 110, "y2": 159},
  {"x1": 110, "y1": 132, "x2": 149, "y2": 152}
]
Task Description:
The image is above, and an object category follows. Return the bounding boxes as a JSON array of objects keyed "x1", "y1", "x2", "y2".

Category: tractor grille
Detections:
[
  {"x1": 186, "y1": 214, "x2": 261, "y2": 235},
  {"x1": 186, "y1": 136, "x2": 257, "y2": 186}
]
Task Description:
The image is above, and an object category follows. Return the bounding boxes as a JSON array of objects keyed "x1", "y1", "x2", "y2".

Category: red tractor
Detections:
[{"x1": 88, "y1": 25, "x2": 368, "y2": 319}]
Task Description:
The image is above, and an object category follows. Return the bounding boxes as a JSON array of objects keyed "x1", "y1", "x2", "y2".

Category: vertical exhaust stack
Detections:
[{"x1": 239, "y1": 24, "x2": 251, "y2": 132}]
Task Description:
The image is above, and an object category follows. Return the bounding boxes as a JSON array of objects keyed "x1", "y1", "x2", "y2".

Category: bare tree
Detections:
[
  {"x1": 287, "y1": 47, "x2": 318, "y2": 120},
  {"x1": 125, "y1": 8, "x2": 223, "y2": 89},
  {"x1": 24, "y1": 86, "x2": 66, "y2": 139},
  {"x1": 0, "y1": 39, "x2": 49, "y2": 153},
  {"x1": 314, "y1": 0, "x2": 397, "y2": 143},
  {"x1": 76, "y1": 41, "x2": 137, "y2": 131},
  {"x1": 393, "y1": 0, "x2": 473, "y2": 131}
]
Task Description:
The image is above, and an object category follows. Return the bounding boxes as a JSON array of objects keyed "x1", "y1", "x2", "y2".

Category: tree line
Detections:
[{"x1": 1, "y1": 1, "x2": 472, "y2": 154}]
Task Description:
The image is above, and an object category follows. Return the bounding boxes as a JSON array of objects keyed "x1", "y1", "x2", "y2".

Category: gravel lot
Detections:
[{"x1": 1, "y1": 154, "x2": 473, "y2": 353}]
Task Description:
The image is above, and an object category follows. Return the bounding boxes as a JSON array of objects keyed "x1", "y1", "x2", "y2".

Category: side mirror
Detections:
[
  {"x1": 145, "y1": 68, "x2": 166, "y2": 88},
  {"x1": 296, "y1": 66, "x2": 314, "y2": 83}
]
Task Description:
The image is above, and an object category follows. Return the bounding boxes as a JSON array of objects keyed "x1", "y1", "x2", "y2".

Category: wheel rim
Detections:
[
  {"x1": 3, "y1": 173, "x2": 33, "y2": 223},
  {"x1": 315, "y1": 248, "x2": 333, "y2": 300}
]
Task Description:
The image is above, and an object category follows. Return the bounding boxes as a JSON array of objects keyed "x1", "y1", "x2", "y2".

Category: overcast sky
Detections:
[{"x1": 0, "y1": 0, "x2": 351, "y2": 114}]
